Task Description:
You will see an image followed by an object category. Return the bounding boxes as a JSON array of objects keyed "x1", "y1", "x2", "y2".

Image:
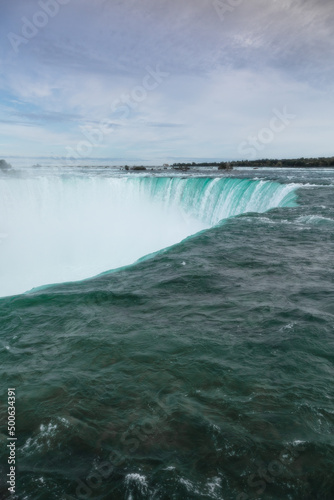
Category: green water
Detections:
[{"x1": 0, "y1": 168, "x2": 333, "y2": 499}]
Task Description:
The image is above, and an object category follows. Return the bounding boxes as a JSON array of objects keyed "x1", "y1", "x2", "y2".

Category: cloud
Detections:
[{"x1": 0, "y1": 0, "x2": 333, "y2": 160}]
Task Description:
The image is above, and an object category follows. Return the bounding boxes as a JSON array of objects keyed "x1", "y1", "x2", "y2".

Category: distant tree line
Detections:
[{"x1": 172, "y1": 157, "x2": 334, "y2": 169}]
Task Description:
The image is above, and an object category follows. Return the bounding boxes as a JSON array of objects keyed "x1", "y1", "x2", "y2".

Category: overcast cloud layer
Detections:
[{"x1": 1, "y1": 0, "x2": 334, "y2": 162}]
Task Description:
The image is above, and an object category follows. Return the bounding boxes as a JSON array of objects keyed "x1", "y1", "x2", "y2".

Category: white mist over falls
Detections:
[{"x1": 0, "y1": 172, "x2": 297, "y2": 297}]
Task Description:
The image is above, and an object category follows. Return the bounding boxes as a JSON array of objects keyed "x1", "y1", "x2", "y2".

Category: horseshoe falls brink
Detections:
[
  {"x1": 0, "y1": 166, "x2": 333, "y2": 500},
  {"x1": 0, "y1": 174, "x2": 296, "y2": 297}
]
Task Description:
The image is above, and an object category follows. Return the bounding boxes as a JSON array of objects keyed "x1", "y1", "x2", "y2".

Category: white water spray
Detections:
[{"x1": 0, "y1": 172, "x2": 297, "y2": 297}]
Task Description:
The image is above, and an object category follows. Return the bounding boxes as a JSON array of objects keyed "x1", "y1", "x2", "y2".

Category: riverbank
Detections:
[{"x1": 169, "y1": 156, "x2": 334, "y2": 170}]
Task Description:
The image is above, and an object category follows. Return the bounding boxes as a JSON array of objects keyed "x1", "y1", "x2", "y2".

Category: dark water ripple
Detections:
[{"x1": 0, "y1": 170, "x2": 334, "y2": 499}]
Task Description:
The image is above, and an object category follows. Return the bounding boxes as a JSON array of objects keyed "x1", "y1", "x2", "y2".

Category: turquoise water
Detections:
[{"x1": 0, "y1": 167, "x2": 333, "y2": 499}]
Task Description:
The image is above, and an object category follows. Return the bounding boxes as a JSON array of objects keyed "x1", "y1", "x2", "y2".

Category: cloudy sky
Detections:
[{"x1": 1, "y1": 0, "x2": 334, "y2": 163}]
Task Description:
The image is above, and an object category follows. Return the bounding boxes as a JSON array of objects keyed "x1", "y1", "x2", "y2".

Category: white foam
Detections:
[{"x1": 125, "y1": 473, "x2": 148, "y2": 485}]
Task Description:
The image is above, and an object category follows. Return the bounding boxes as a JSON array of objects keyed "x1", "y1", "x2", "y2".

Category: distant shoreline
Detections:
[
  {"x1": 167, "y1": 156, "x2": 334, "y2": 170},
  {"x1": 1, "y1": 156, "x2": 334, "y2": 172},
  {"x1": 117, "y1": 157, "x2": 334, "y2": 172}
]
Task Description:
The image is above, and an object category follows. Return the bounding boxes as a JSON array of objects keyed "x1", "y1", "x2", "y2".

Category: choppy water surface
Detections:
[{"x1": 0, "y1": 166, "x2": 333, "y2": 499}]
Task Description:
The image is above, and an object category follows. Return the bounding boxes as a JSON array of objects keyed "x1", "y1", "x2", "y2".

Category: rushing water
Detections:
[
  {"x1": 0, "y1": 171, "x2": 298, "y2": 299},
  {"x1": 0, "y1": 166, "x2": 333, "y2": 499}
]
